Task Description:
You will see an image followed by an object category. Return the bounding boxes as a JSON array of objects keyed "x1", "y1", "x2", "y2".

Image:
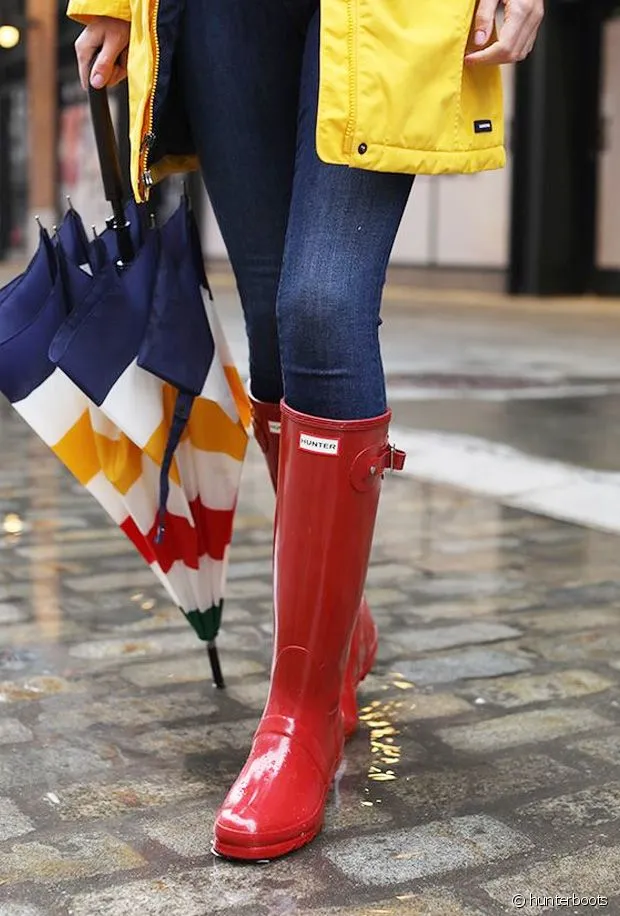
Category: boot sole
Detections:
[{"x1": 212, "y1": 820, "x2": 322, "y2": 862}]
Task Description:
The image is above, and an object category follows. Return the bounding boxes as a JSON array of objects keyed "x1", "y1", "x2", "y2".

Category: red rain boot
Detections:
[
  {"x1": 213, "y1": 402, "x2": 405, "y2": 860},
  {"x1": 250, "y1": 393, "x2": 378, "y2": 737}
]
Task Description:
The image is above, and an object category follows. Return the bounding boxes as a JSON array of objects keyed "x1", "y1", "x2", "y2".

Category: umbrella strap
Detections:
[{"x1": 155, "y1": 390, "x2": 194, "y2": 544}]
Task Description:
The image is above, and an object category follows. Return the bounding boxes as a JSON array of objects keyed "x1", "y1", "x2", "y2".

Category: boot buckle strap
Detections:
[
  {"x1": 384, "y1": 443, "x2": 406, "y2": 473},
  {"x1": 351, "y1": 442, "x2": 406, "y2": 492},
  {"x1": 372, "y1": 443, "x2": 406, "y2": 475}
]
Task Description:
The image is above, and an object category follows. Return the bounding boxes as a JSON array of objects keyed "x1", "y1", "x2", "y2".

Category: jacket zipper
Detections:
[
  {"x1": 140, "y1": 0, "x2": 162, "y2": 195},
  {"x1": 343, "y1": 0, "x2": 357, "y2": 156}
]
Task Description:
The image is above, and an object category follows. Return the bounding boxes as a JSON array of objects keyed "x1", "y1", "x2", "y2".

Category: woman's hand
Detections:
[
  {"x1": 465, "y1": 0, "x2": 544, "y2": 65},
  {"x1": 75, "y1": 16, "x2": 130, "y2": 90}
]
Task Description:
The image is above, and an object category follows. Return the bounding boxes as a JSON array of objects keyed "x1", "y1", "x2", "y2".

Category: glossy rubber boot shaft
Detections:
[
  {"x1": 249, "y1": 393, "x2": 379, "y2": 737},
  {"x1": 213, "y1": 403, "x2": 392, "y2": 860}
]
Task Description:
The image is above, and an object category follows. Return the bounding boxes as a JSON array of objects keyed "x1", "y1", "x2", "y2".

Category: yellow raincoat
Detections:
[{"x1": 68, "y1": 0, "x2": 505, "y2": 201}]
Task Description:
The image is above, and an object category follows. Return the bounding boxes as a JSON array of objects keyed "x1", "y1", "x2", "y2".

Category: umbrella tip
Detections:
[
  {"x1": 66, "y1": 195, "x2": 74, "y2": 210},
  {"x1": 34, "y1": 214, "x2": 42, "y2": 227},
  {"x1": 149, "y1": 212, "x2": 157, "y2": 229},
  {"x1": 51, "y1": 225, "x2": 58, "y2": 238},
  {"x1": 91, "y1": 224, "x2": 98, "y2": 240}
]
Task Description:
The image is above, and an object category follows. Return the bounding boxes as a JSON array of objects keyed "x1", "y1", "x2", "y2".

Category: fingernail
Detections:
[
  {"x1": 90, "y1": 72, "x2": 104, "y2": 89},
  {"x1": 475, "y1": 29, "x2": 487, "y2": 46}
]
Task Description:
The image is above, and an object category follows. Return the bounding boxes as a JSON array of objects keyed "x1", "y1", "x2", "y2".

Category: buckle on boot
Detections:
[
  {"x1": 385, "y1": 444, "x2": 407, "y2": 472},
  {"x1": 351, "y1": 443, "x2": 406, "y2": 492}
]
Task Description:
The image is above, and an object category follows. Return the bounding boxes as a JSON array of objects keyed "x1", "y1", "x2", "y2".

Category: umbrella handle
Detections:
[
  {"x1": 87, "y1": 63, "x2": 134, "y2": 265},
  {"x1": 208, "y1": 642, "x2": 226, "y2": 690}
]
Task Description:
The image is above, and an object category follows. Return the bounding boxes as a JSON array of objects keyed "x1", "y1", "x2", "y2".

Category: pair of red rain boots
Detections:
[{"x1": 213, "y1": 398, "x2": 404, "y2": 860}]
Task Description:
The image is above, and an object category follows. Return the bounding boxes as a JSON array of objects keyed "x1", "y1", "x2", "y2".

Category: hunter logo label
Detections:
[
  {"x1": 299, "y1": 433, "x2": 340, "y2": 456},
  {"x1": 268, "y1": 421, "x2": 281, "y2": 435},
  {"x1": 474, "y1": 119, "x2": 493, "y2": 134}
]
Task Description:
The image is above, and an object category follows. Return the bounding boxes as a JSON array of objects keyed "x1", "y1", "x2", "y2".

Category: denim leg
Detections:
[
  {"x1": 277, "y1": 12, "x2": 414, "y2": 420},
  {"x1": 179, "y1": 0, "x2": 307, "y2": 404}
]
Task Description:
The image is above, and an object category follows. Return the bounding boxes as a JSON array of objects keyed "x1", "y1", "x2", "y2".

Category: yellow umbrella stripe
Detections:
[
  {"x1": 52, "y1": 410, "x2": 101, "y2": 487},
  {"x1": 224, "y1": 365, "x2": 252, "y2": 431}
]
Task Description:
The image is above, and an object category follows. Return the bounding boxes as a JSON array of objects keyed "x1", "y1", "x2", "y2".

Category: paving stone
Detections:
[
  {"x1": 324, "y1": 770, "x2": 393, "y2": 833},
  {"x1": 226, "y1": 543, "x2": 274, "y2": 561},
  {"x1": 395, "y1": 648, "x2": 532, "y2": 686},
  {"x1": 437, "y1": 707, "x2": 611, "y2": 754},
  {"x1": 483, "y1": 845, "x2": 620, "y2": 914},
  {"x1": 143, "y1": 806, "x2": 222, "y2": 856},
  {"x1": 0, "y1": 905, "x2": 45, "y2": 916},
  {"x1": 68, "y1": 861, "x2": 324, "y2": 915},
  {"x1": 121, "y1": 654, "x2": 265, "y2": 687},
  {"x1": 408, "y1": 573, "x2": 520, "y2": 599},
  {"x1": 412, "y1": 600, "x2": 511, "y2": 621},
  {"x1": 294, "y1": 893, "x2": 485, "y2": 916},
  {"x1": 388, "y1": 754, "x2": 578, "y2": 817},
  {"x1": 0, "y1": 677, "x2": 74, "y2": 704},
  {"x1": 363, "y1": 588, "x2": 408, "y2": 607},
  {"x1": 37, "y1": 690, "x2": 218, "y2": 733},
  {"x1": 511, "y1": 608, "x2": 620, "y2": 633},
  {"x1": 0, "y1": 718, "x2": 32, "y2": 744},
  {"x1": 360, "y1": 692, "x2": 472, "y2": 722},
  {"x1": 324, "y1": 814, "x2": 531, "y2": 885},
  {"x1": 55, "y1": 776, "x2": 214, "y2": 821},
  {"x1": 527, "y1": 629, "x2": 620, "y2": 663},
  {"x1": 0, "y1": 743, "x2": 113, "y2": 790},
  {"x1": 132, "y1": 720, "x2": 255, "y2": 758},
  {"x1": 0, "y1": 833, "x2": 145, "y2": 885},
  {"x1": 225, "y1": 679, "x2": 269, "y2": 711},
  {"x1": 226, "y1": 579, "x2": 273, "y2": 599},
  {"x1": 0, "y1": 604, "x2": 27, "y2": 624},
  {"x1": 16, "y1": 540, "x2": 137, "y2": 562},
  {"x1": 65, "y1": 570, "x2": 159, "y2": 592},
  {"x1": 517, "y1": 782, "x2": 620, "y2": 829},
  {"x1": 387, "y1": 621, "x2": 521, "y2": 655},
  {"x1": 570, "y1": 733, "x2": 620, "y2": 765},
  {"x1": 69, "y1": 631, "x2": 203, "y2": 660},
  {"x1": 0, "y1": 797, "x2": 34, "y2": 840},
  {"x1": 227, "y1": 559, "x2": 273, "y2": 580},
  {"x1": 460, "y1": 669, "x2": 616, "y2": 708},
  {"x1": 366, "y1": 564, "x2": 418, "y2": 585},
  {"x1": 109, "y1": 609, "x2": 196, "y2": 634}
]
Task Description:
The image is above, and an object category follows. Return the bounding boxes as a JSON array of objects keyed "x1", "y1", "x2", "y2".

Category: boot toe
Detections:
[{"x1": 213, "y1": 737, "x2": 330, "y2": 860}]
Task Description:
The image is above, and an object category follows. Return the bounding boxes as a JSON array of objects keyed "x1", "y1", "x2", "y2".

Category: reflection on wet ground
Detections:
[
  {"x1": 393, "y1": 391, "x2": 620, "y2": 473},
  {"x1": 2, "y1": 396, "x2": 620, "y2": 914}
]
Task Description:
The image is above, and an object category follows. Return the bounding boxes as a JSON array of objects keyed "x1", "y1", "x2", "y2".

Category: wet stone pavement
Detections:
[{"x1": 2, "y1": 397, "x2": 620, "y2": 915}]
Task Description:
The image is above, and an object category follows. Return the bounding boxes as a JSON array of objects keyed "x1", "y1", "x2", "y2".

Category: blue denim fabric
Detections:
[{"x1": 180, "y1": 1, "x2": 414, "y2": 420}]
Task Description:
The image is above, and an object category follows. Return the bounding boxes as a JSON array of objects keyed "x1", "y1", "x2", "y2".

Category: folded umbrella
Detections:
[
  {"x1": 0, "y1": 82, "x2": 250, "y2": 687},
  {"x1": 50, "y1": 195, "x2": 249, "y2": 685},
  {"x1": 48, "y1": 83, "x2": 250, "y2": 685}
]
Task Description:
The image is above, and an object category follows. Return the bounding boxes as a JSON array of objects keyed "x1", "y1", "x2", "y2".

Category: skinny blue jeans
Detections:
[{"x1": 180, "y1": 0, "x2": 414, "y2": 420}]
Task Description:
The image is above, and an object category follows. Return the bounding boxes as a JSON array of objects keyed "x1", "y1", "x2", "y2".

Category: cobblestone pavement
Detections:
[{"x1": 2, "y1": 395, "x2": 620, "y2": 916}]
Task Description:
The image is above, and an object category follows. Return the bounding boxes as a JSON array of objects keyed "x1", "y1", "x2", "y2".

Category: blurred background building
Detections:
[{"x1": 0, "y1": 0, "x2": 618, "y2": 296}]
